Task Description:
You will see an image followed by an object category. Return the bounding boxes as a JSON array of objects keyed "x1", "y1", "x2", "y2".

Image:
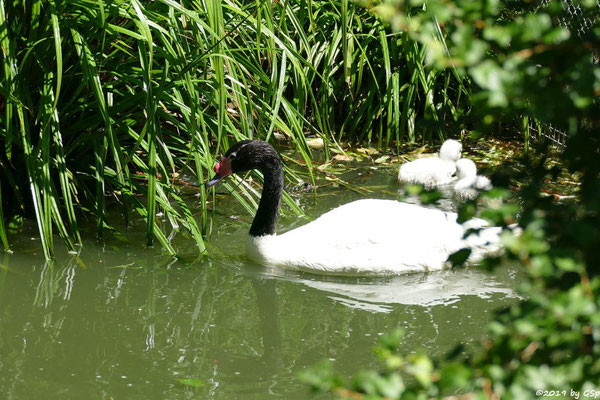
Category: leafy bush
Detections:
[
  {"x1": 301, "y1": 0, "x2": 600, "y2": 398},
  {"x1": 372, "y1": 0, "x2": 599, "y2": 129}
]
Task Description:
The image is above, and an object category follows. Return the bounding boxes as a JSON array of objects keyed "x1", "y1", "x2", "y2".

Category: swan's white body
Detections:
[
  {"x1": 453, "y1": 158, "x2": 492, "y2": 201},
  {"x1": 398, "y1": 139, "x2": 462, "y2": 189},
  {"x1": 209, "y1": 140, "x2": 506, "y2": 276},
  {"x1": 247, "y1": 199, "x2": 503, "y2": 276}
]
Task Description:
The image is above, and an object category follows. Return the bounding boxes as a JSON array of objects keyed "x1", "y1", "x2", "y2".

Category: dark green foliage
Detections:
[
  {"x1": 300, "y1": 0, "x2": 600, "y2": 398},
  {"x1": 373, "y1": 0, "x2": 600, "y2": 132}
]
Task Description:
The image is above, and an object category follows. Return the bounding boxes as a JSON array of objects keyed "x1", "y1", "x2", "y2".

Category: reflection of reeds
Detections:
[
  {"x1": 0, "y1": 254, "x2": 8, "y2": 295},
  {"x1": 0, "y1": 1, "x2": 463, "y2": 258},
  {"x1": 34, "y1": 259, "x2": 77, "y2": 309},
  {"x1": 2, "y1": 246, "x2": 513, "y2": 397}
]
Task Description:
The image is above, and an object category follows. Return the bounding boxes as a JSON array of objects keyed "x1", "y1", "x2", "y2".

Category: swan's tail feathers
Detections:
[
  {"x1": 460, "y1": 221, "x2": 523, "y2": 264},
  {"x1": 464, "y1": 226, "x2": 504, "y2": 263},
  {"x1": 458, "y1": 218, "x2": 519, "y2": 264}
]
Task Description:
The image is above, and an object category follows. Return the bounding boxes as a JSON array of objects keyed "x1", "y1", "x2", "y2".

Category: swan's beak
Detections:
[
  {"x1": 206, "y1": 174, "x2": 224, "y2": 188},
  {"x1": 206, "y1": 156, "x2": 232, "y2": 188}
]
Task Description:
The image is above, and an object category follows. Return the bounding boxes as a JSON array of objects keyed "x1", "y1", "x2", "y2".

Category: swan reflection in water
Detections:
[{"x1": 253, "y1": 264, "x2": 519, "y2": 314}]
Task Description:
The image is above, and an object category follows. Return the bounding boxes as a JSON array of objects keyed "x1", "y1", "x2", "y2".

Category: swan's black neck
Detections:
[{"x1": 249, "y1": 157, "x2": 284, "y2": 237}]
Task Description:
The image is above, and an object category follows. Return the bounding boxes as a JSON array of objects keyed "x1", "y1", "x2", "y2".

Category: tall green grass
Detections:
[{"x1": 0, "y1": 0, "x2": 465, "y2": 258}]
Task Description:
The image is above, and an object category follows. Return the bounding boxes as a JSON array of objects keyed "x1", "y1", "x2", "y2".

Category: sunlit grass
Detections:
[{"x1": 0, "y1": 0, "x2": 465, "y2": 259}]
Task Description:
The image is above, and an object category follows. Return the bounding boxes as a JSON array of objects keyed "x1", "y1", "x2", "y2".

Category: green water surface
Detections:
[{"x1": 0, "y1": 166, "x2": 521, "y2": 399}]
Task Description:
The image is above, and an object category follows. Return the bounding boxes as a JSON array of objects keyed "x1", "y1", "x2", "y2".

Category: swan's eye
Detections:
[{"x1": 229, "y1": 151, "x2": 237, "y2": 160}]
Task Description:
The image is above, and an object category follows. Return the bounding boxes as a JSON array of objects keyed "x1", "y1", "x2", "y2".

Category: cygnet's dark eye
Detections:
[{"x1": 228, "y1": 151, "x2": 237, "y2": 160}]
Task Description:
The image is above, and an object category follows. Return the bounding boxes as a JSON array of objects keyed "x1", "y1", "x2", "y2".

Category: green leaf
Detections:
[
  {"x1": 178, "y1": 378, "x2": 204, "y2": 388},
  {"x1": 448, "y1": 248, "x2": 471, "y2": 267}
]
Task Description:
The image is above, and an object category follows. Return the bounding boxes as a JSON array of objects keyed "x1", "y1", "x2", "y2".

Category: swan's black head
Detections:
[
  {"x1": 206, "y1": 140, "x2": 282, "y2": 187},
  {"x1": 206, "y1": 140, "x2": 284, "y2": 236}
]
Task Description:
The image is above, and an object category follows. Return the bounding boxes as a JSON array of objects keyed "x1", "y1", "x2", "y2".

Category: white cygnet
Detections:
[
  {"x1": 398, "y1": 139, "x2": 462, "y2": 189},
  {"x1": 453, "y1": 158, "x2": 492, "y2": 201}
]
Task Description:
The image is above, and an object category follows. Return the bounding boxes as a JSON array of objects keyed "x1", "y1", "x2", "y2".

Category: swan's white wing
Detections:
[{"x1": 248, "y1": 199, "x2": 497, "y2": 275}]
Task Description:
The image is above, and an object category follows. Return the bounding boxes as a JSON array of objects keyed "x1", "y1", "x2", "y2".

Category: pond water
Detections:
[{"x1": 0, "y1": 163, "x2": 522, "y2": 399}]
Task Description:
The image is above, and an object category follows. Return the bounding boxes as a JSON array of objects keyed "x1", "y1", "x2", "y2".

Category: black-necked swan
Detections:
[
  {"x1": 207, "y1": 140, "x2": 504, "y2": 275},
  {"x1": 398, "y1": 139, "x2": 462, "y2": 188},
  {"x1": 453, "y1": 158, "x2": 493, "y2": 201}
]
